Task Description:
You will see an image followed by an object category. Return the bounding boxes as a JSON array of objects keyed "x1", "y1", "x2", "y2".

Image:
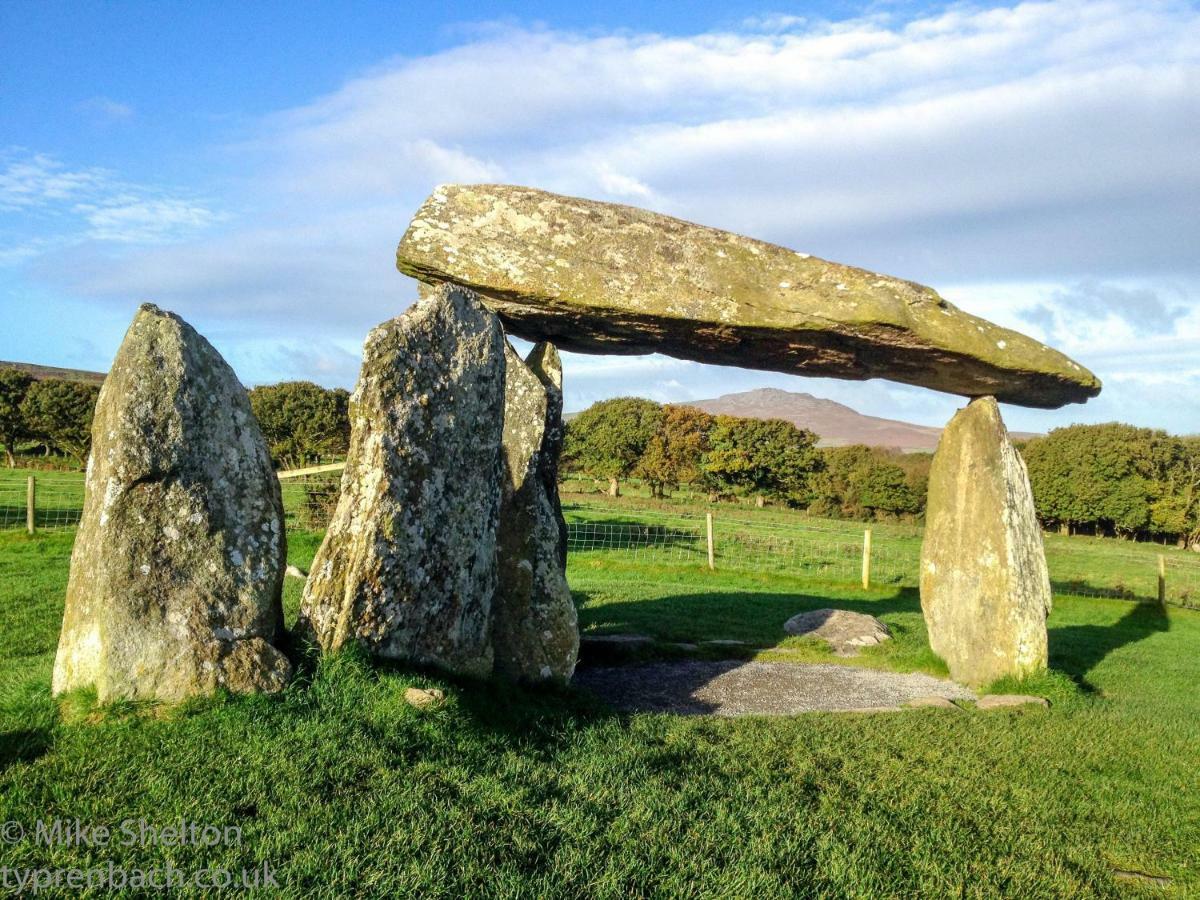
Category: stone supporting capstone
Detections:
[
  {"x1": 296, "y1": 283, "x2": 505, "y2": 677},
  {"x1": 53, "y1": 304, "x2": 291, "y2": 703},
  {"x1": 919, "y1": 396, "x2": 1052, "y2": 685},
  {"x1": 491, "y1": 341, "x2": 578, "y2": 683}
]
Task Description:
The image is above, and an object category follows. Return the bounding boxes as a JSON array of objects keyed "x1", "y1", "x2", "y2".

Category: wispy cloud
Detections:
[
  {"x1": 76, "y1": 96, "x2": 135, "y2": 124},
  {"x1": 0, "y1": 150, "x2": 222, "y2": 251},
  {"x1": 8, "y1": 0, "x2": 1200, "y2": 429}
]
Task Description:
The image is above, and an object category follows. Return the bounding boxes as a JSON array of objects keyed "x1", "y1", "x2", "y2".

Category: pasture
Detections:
[{"x1": 0, "y1": 481, "x2": 1198, "y2": 895}]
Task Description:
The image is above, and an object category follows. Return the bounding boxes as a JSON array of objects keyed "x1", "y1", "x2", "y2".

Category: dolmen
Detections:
[
  {"x1": 55, "y1": 183, "x2": 1099, "y2": 703},
  {"x1": 397, "y1": 184, "x2": 1100, "y2": 686}
]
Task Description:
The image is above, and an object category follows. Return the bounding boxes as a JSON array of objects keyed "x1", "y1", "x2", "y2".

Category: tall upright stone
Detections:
[
  {"x1": 491, "y1": 341, "x2": 578, "y2": 683},
  {"x1": 53, "y1": 304, "x2": 290, "y2": 703},
  {"x1": 526, "y1": 341, "x2": 568, "y2": 569},
  {"x1": 297, "y1": 284, "x2": 505, "y2": 676},
  {"x1": 920, "y1": 396, "x2": 1052, "y2": 685}
]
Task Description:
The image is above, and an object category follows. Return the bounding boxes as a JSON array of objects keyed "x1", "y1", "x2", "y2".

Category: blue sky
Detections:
[{"x1": 3, "y1": 0, "x2": 1199, "y2": 434}]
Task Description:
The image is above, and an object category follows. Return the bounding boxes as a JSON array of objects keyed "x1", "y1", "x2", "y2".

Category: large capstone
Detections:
[
  {"x1": 296, "y1": 284, "x2": 505, "y2": 676},
  {"x1": 52, "y1": 304, "x2": 290, "y2": 703},
  {"x1": 491, "y1": 341, "x2": 578, "y2": 683},
  {"x1": 920, "y1": 396, "x2": 1052, "y2": 685},
  {"x1": 397, "y1": 184, "x2": 1100, "y2": 409}
]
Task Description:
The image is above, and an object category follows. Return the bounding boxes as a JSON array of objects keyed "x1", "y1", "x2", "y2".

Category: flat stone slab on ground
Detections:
[
  {"x1": 574, "y1": 660, "x2": 974, "y2": 716},
  {"x1": 977, "y1": 694, "x2": 1049, "y2": 710},
  {"x1": 784, "y1": 609, "x2": 891, "y2": 656}
]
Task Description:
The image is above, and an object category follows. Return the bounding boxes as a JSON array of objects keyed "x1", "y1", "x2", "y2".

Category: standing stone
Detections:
[
  {"x1": 920, "y1": 396, "x2": 1052, "y2": 685},
  {"x1": 526, "y1": 341, "x2": 568, "y2": 568},
  {"x1": 296, "y1": 284, "x2": 505, "y2": 676},
  {"x1": 53, "y1": 304, "x2": 290, "y2": 703},
  {"x1": 491, "y1": 341, "x2": 578, "y2": 683}
]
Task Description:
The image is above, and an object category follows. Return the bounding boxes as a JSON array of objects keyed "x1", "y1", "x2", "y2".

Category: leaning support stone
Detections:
[
  {"x1": 920, "y1": 396, "x2": 1052, "y2": 685},
  {"x1": 296, "y1": 284, "x2": 505, "y2": 677},
  {"x1": 491, "y1": 341, "x2": 578, "y2": 683},
  {"x1": 53, "y1": 304, "x2": 290, "y2": 703}
]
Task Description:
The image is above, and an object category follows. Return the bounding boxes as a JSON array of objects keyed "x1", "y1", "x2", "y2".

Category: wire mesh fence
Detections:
[
  {"x1": 0, "y1": 470, "x2": 86, "y2": 531},
  {"x1": 5, "y1": 466, "x2": 1200, "y2": 610}
]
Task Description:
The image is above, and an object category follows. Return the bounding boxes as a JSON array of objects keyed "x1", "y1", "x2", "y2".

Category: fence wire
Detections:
[{"x1": 6, "y1": 468, "x2": 1200, "y2": 609}]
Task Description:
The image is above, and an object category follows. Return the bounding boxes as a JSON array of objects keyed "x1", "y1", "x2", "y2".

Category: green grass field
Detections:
[{"x1": 2, "y1": 489, "x2": 1199, "y2": 895}]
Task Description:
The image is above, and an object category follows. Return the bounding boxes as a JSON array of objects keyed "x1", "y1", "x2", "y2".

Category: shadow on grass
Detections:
[
  {"x1": 1050, "y1": 599, "x2": 1169, "y2": 692},
  {"x1": 574, "y1": 585, "x2": 922, "y2": 645},
  {"x1": 0, "y1": 728, "x2": 53, "y2": 771}
]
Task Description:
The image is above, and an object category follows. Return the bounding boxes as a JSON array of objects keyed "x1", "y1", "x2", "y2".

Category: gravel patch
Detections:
[{"x1": 575, "y1": 660, "x2": 975, "y2": 716}]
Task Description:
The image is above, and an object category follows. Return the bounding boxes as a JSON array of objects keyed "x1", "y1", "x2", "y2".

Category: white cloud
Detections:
[
  {"x1": 11, "y1": 0, "x2": 1200, "y2": 430},
  {"x1": 76, "y1": 97, "x2": 135, "y2": 123},
  {"x1": 0, "y1": 150, "x2": 223, "y2": 249}
]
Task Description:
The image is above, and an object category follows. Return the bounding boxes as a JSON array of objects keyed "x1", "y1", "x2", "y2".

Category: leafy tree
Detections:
[
  {"x1": 0, "y1": 368, "x2": 34, "y2": 467},
  {"x1": 563, "y1": 397, "x2": 662, "y2": 496},
  {"x1": 248, "y1": 381, "x2": 351, "y2": 469},
  {"x1": 811, "y1": 445, "x2": 926, "y2": 520},
  {"x1": 1023, "y1": 423, "x2": 1176, "y2": 538},
  {"x1": 1149, "y1": 436, "x2": 1200, "y2": 547},
  {"x1": 851, "y1": 461, "x2": 922, "y2": 518},
  {"x1": 19, "y1": 379, "x2": 100, "y2": 467},
  {"x1": 635, "y1": 405, "x2": 713, "y2": 498},
  {"x1": 701, "y1": 416, "x2": 822, "y2": 506}
]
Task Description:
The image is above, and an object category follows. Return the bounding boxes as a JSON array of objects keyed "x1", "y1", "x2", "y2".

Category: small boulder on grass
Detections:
[
  {"x1": 404, "y1": 688, "x2": 445, "y2": 709},
  {"x1": 783, "y1": 609, "x2": 891, "y2": 656}
]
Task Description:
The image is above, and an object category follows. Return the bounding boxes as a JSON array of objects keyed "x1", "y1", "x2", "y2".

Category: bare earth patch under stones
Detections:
[{"x1": 574, "y1": 660, "x2": 975, "y2": 716}]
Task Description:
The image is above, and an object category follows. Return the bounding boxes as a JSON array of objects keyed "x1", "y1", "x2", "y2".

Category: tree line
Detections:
[
  {"x1": 0, "y1": 370, "x2": 350, "y2": 471},
  {"x1": 563, "y1": 397, "x2": 927, "y2": 519},
  {"x1": 5, "y1": 367, "x2": 1198, "y2": 545},
  {"x1": 0, "y1": 369, "x2": 101, "y2": 468}
]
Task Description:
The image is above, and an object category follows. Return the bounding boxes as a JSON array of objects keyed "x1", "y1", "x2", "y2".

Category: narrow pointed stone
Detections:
[
  {"x1": 296, "y1": 284, "x2": 505, "y2": 676},
  {"x1": 53, "y1": 304, "x2": 290, "y2": 703},
  {"x1": 491, "y1": 341, "x2": 578, "y2": 683},
  {"x1": 920, "y1": 396, "x2": 1052, "y2": 685}
]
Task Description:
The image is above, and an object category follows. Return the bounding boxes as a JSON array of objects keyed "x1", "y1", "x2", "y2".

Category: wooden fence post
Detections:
[
  {"x1": 26, "y1": 475, "x2": 36, "y2": 535},
  {"x1": 1157, "y1": 554, "x2": 1166, "y2": 605},
  {"x1": 861, "y1": 528, "x2": 872, "y2": 590},
  {"x1": 706, "y1": 512, "x2": 715, "y2": 570}
]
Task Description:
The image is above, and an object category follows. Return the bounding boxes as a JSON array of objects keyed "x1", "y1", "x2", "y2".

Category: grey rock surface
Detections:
[
  {"x1": 783, "y1": 608, "x2": 892, "y2": 656},
  {"x1": 491, "y1": 341, "x2": 578, "y2": 683},
  {"x1": 977, "y1": 694, "x2": 1050, "y2": 710},
  {"x1": 920, "y1": 396, "x2": 1053, "y2": 685},
  {"x1": 575, "y1": 660, "x2": 974, "y2": 716},
  {"x1": 396, "y1": 184, "x2": 1100, "y2": 408},
  {"x1": 53, "y1": 304, "x2": 290, "y2": 703},
  {"x1": 296, "y1": 284, "x2": 505, "y2": 677}
]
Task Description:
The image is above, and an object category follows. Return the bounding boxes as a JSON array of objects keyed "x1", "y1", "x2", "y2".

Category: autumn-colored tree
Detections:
[
  {"x1": 635, "y1": 405, "x2": 714, "y2": 498},
  {"x1": 563, "y1": 397, "x2": 662, "y2": 496}
]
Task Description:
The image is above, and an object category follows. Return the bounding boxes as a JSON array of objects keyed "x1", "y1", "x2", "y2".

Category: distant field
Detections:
[{"x1": 6, "y1": 466, "x2": 1200, "y2": 607}]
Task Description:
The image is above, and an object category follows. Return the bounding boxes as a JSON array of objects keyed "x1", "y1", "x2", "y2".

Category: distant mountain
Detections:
[
  {"x1": 0, "y1": 360, "x2": 106, "y2": 385},
  {"x1": 680, "y1": 388, "x2": 1037, "y2": 452}
]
